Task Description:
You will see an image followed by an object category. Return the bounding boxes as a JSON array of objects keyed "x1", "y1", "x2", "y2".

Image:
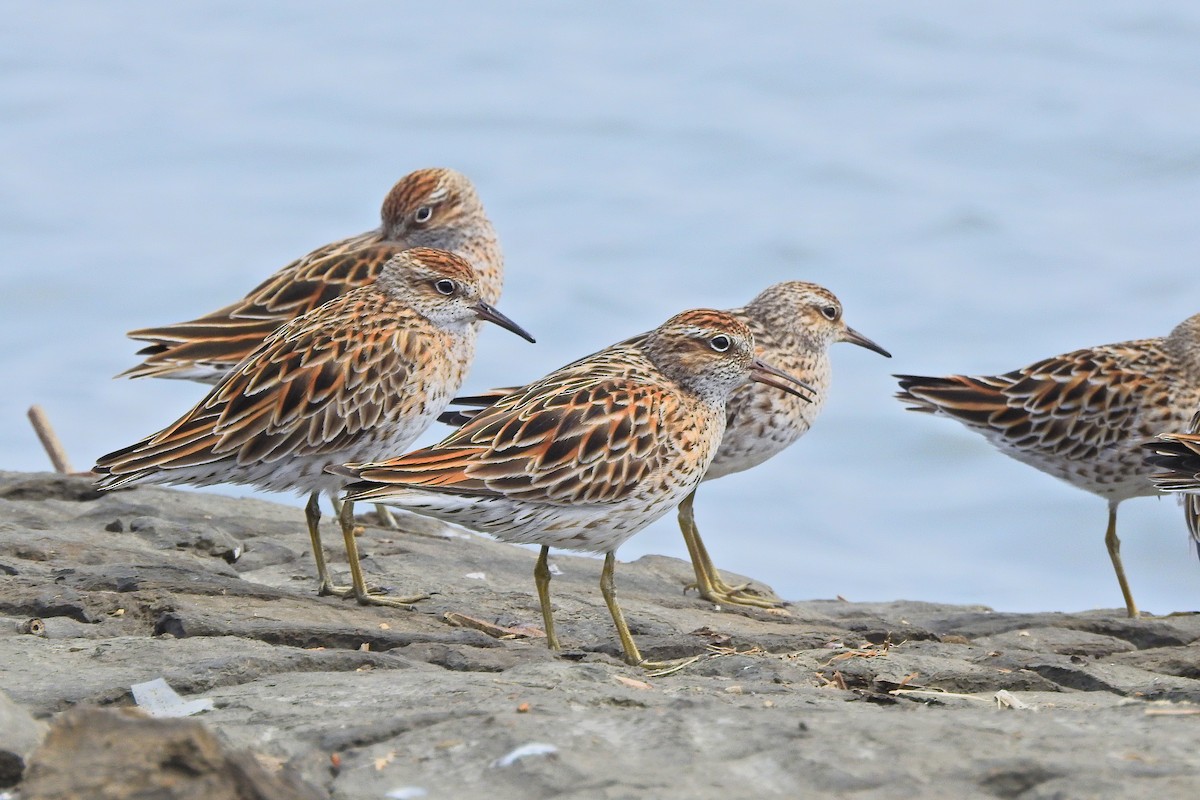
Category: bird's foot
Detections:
[
  {"x1": 352, "y1": 590, "x2": 428, "y2": 609},
  {"x1": 319, "y1": 580, "x2": 427, "y2": 608},
  {"x1": 316, "y1": 580, "x2": 357, "y2": 599},
  {"x1": 685, "y1": 578, "x2": 786, "y2": 609},
  {"x1": 637, "y1": 655, "x2": 702, "y2": 676}
]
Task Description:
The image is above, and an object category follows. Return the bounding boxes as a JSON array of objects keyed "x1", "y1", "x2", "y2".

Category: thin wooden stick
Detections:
[{"x1": 27, "y1": 405, "x2": 74, "y2": 474}]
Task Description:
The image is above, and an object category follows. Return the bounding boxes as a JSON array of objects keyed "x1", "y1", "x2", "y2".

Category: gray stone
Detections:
[
  {"x1": 128, "y1": 516, "x2": 244, "y2": 563},
  {"x1": 1107, "y1": 643, "x2": 1200, "y2": 679},
  {"x1": 1, "y1": 470, "x2": 1199, "y2": 799},
  {"x1": 974, "y1": 625, "x2": 1138, "y2": 657}
]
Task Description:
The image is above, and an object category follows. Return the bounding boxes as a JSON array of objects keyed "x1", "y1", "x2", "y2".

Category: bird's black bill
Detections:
[
  {"x1": 750, "y1": 357, "x2": 816, "y2": 403},
  {"x1": 474, "y1": 303, "x2": 536, "y2": 343},
  {"x1": 844, "y1": 326, "x2": 892, "y2": 358}
]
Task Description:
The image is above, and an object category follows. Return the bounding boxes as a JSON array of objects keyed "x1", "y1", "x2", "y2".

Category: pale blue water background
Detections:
[{"x1": 4, "y1": 2, "x2": 1200, "y2": 614}]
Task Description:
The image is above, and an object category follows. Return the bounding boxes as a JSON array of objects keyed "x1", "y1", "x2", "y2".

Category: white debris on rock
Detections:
[
  {"x1": 131, "y1": 678, "x2": 214, "y2": 718},
  {"x1": 995, "y1": 690, "x2": 1037, "y2": 711},
  {"x1": 490, "y1": 743, "x2": 559, "y2": 768}
]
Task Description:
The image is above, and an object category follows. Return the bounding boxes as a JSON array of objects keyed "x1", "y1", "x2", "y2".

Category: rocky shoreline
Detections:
[{"x1": 1, "y1": 469, "x2": 1199, "y2": 798}]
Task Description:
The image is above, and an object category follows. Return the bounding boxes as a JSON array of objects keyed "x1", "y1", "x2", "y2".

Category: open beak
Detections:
[
  {"x1": 750, "y1": 357, "x2": 816, "y2": 403},
  {"x1": 474, "y1": 302, "x2": 536, "y2": 343},
  {"x1": 842, "y1": 325, "x2": 891, "y2": 358}
]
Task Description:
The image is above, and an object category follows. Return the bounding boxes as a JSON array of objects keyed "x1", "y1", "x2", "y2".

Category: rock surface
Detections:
[{"x1": 1, "y1": 469, "x2": 1199, "y2": 798}]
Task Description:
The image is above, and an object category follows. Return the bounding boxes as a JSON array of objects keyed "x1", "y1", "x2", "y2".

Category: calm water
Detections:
[{"x1": 4, "y1": 2, "x2": 1200, "y2": 613}]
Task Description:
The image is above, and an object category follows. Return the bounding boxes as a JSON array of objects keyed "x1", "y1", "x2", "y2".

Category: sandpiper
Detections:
[
  {"x1": 332, "y1": 309, "x2": 813, "y2": 667},
  {"x1": 897, "y1": 312, "x2": 1200, "y2": 618},
  {"x1": 96, "y1": 248, "x2": 533, "y2": 606},
  {"x1": 441, "y1": 282, "x2": 890, "y2": 608}
]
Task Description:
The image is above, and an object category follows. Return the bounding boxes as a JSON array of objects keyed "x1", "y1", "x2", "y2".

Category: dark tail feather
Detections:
[
  {"x1": 438, "y1": 408, "x2": 482, "y2": 427},
  {"x1": 437, "y1": 387, "x2": 519, "y2": 427}
]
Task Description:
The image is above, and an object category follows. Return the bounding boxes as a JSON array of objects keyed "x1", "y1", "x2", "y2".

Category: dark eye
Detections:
[
  {"x1": 709, "y1": 335, "x2": 731, "y2": 352},
  {"x1": 820, "y1": 305, "x2": 839, "y2": 321},
  {"x1": 434, "y1": 279, "x2": 456, "y2": 295},
  {"x1": 414, "y1": 206, "x2": 434, "y2": 224}
]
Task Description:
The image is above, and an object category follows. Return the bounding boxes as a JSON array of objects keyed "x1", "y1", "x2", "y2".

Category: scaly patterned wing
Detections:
[
  {"x1": 895, "y1": 344, "x2": 1160, "y2": 461},
  {"x1": 344, "y1": 374, "x2": 670, "y2": 505},
  {"x1": 98, "y1": 288, "x2": 417, "y2": 487},
  {"x1": 121, "y1": 236, "x2": 398, "y2": 380}
]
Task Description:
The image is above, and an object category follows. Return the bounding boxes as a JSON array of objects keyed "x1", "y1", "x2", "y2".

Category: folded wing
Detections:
[
  {"x1": 345, "y1": 375, "x2": 669, "y2": 505},
  {"x1": 121, "y1": 236, "x2": 395, "y2": 380},
  {"x1": 895, "y1": 345, "x2": 1156, "y2": 461}
]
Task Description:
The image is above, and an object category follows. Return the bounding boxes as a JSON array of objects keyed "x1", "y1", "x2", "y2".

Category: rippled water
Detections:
[{"x1": 4, "y1": 2, "x2": 1200, "y2": 613}]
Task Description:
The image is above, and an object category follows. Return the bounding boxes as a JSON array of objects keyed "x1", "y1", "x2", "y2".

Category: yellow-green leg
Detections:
[
  {"x1": 600, "y1": 552, "x2": 698, "y2": 672},
  {"x1": 305, "y1": 492, "x2": 353, "y2": 597},
  {"x1": 337, "y1": 497, "x2": 429, "y2": 607},
  {"x1": 534, "y1": 546, "x2": 562, "y2": 651},
  {"x1": 678, "y1": 491, "x2": 785, "y2": 609},
  {"x1": 1104, "y1": 501, "x2": 1139, "y2": 619}
]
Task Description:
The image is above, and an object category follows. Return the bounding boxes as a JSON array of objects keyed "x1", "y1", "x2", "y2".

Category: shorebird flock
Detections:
[{"x1": 95, "y1": 166, "x2": 1198, "y2": 668}]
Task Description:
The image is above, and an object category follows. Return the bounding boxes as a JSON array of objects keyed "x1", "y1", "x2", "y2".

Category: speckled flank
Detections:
[{"x1": 121, "y1": 167, "x2": 503, "y2": 382}]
